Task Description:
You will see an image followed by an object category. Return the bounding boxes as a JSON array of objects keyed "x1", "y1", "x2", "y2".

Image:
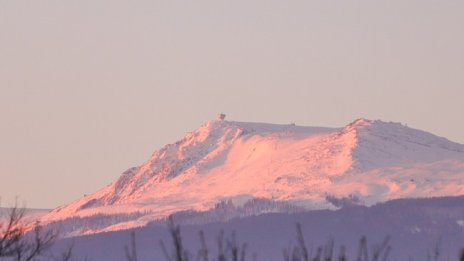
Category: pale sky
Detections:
[{"x1": 1, "y1": 0, "x2": 463, "y2": 208}]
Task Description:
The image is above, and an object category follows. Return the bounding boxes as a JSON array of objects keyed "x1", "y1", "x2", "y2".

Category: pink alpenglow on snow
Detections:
[{"x1": 42, "y1": 118, "x2": 464, "y2": 234}]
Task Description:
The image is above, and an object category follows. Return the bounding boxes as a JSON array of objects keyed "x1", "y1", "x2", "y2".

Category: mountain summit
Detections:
[{"x1": 44, "y1": 119, "x2": 464, "y2": 232}]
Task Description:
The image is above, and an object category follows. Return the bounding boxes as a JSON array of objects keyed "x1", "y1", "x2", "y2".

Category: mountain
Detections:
[{"x1": 42, "y1": 118, "x2": 464, "y2": 234}]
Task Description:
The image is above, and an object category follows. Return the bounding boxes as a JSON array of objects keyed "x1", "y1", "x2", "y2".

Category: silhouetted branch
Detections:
[
  {"x1": 372, "y1": 236, "x2": 390, "y2": 261},
  {"x1": 296, "y1": 223, "x2": 309, "y2": 261},
  {"x1": 338, "y1": 246, "x2": 346, "y2": 261},
  {"x1": 0, "y1": 202, "x2": 60, "y2": 261},
  {"x1": 160, "y1": 216, "x2": 189, "y2": 261},
  {"x1": 216, "y1": 230, "x2": 225, "y2": 261},
  {"x1": 197, "y1": 230, "x2": 209, "y2": 261},
  {"x1": 124, "y1": 231, "x2": 137, "y2": 261},
  {"x1": 356, "y1": 236, "x2": 368, "y2": 261},
  {"x1": 0, "y1": 205, "x2": 25, "y2": 256}
]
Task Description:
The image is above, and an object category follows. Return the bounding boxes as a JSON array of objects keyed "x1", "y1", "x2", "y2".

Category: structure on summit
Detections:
[{"x1": 218, "y1": 113, "x2": 226, "y2": 120}]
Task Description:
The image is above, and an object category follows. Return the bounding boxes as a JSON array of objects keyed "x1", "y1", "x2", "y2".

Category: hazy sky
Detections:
[{"x1": 1, "y1": 0, "x2": 463, "y2": 208}]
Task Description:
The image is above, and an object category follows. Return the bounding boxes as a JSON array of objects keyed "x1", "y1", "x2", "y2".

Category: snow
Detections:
[{"x1": 40, "y1": 118, "x2": 464, "y2": 234}]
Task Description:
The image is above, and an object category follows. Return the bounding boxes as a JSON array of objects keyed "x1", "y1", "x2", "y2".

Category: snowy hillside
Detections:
[{"x1": 42, "y1": 118, "x2": 464, "y2": 234}]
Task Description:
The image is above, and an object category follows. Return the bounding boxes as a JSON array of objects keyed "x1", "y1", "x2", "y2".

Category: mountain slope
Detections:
[{"x1": 43, "y1": 119, "x2": 464, "y2": 232}]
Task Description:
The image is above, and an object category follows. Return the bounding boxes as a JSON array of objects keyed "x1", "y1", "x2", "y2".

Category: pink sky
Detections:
[{"x1": 1, "y1": 0, "x2": 463, "y2": 208}]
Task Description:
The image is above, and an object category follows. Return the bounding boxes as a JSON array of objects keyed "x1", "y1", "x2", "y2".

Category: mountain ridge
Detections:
[{"x1": 42, "y1": 118, "x2": 464, "y2": 233}]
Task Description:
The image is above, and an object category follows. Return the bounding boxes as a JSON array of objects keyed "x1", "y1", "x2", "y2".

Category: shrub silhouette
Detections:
[
  {"x1": 0, "y1": 204, "x2": 56, "y2": 261},
  {"x1": 123, "y1": 216, "x2": 464, "y2": 261},
  {"x1": 0, "y1": 202, "x2": 82, "y2": 261}
]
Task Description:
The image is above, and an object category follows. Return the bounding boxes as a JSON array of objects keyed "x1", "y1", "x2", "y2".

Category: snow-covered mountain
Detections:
[{"x1": 42, "y1": 118, "x2": 464, "y2": 233}]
